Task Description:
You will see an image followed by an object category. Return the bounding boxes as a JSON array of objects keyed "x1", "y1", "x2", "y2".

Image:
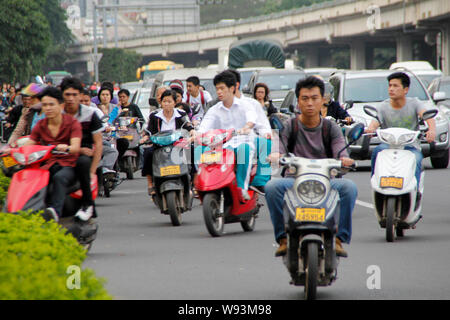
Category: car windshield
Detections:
[
  {"x1": 135, "y1": 91, "x2": 151, "y2": 108},
  {"x1": 418, "y1": 74, "x2": 441, "y2": 87},
  {"x1": 344, "y1": 76, "x2": 429, "y2": 102},
  {"x1": 257, "y1": 73, "x2": 304, "y2": 91},
  {"x1": 240, "y1": 71, "x2": 254, "y2": 88}
]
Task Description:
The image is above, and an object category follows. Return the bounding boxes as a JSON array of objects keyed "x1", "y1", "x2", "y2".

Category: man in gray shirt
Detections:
[
  {"x1": 366, "y1": 72, "x2": 436, "y2": 185},
  {"x1": 266, "y1": 76, "x2": 358, "y2": 258}
]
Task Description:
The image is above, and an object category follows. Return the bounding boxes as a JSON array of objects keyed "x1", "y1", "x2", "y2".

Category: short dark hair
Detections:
[
  {"x1": 295, "y1": 76, "x2": 325, "y2": 98},
  {"x1": 175, "y1": 102, "x2": 191, "y2": 115},
  {"x1": 38, "y1": 87, "x2": 64, "y2": 103},
  {"x1": 227, "y1": 69, "x2": 241, "y2": 84},
  {"x1": 60, "y1": 77, "x2": 83, "y2": 93},
  {"x1": 213, "y1": 70, "x2": 237, "y2": 88},
  {"x1": 388, "y1": 72, "x2": 410, "y2": 88},
  {"x1": 186, "y1": 76, "x2": 200, "y2": 86},
  {"x1": 160, "y1": 89, "x2": 177, "y2": 102},
  {"x1": 253, "y1": 83, "x2": 270, "y2": 101},
  {"x1": 118, "y1": 88, "x2": 130, "y2": 97},
  {"x1": 82, "y1": 88, "x2": 90, "y2": 96}
]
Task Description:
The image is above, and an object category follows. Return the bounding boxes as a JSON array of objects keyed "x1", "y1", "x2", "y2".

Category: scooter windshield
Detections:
[{"x1": 150, "y1": 130, "x2": 182, "y2": 146}]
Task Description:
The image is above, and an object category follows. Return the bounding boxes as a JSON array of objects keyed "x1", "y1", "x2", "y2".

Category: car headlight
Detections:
[
  {"x1": 397, "y1": 133, "x2": 417, "y2": 145},
  {"x1": 378, "y1": 131, "x2": 396, "y2": 145},
  {"x1": 296, "y1": 180, "x2": 326, "y2": 205},
  {"x1": 434, "y1": 112, "x2": 447, "y2": 124}
]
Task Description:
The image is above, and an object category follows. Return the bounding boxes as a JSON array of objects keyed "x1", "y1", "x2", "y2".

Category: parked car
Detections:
[
  {"x1": 237, "y1": 67, "x2": 275, "y2": 89},
  {"x1": 150, "y1": 68, "x2": 219, "y2": 100},
  {"x1": 131, "y1": 88, "x2": 155, "y2": 122},
  {"x1": 390, "y1": 61, "x2": 442, "y2": 87},
  {"x1": 329, "y1": 69, "x2": 449, "y2": 168},
  {"x1": 243, "y1": 69, "x2": 307, "y2": 109}
]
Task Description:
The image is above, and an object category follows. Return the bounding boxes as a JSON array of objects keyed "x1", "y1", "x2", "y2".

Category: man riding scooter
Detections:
[
  {"x1": 266, "y1": 76, "x2": 358, "y2": 258},
  {"x1": 365, "y1": 72, "x2": 436, "y2": 189},
  {"x1": 195, "y1": 70, "x2": 257, "y2": 201}
]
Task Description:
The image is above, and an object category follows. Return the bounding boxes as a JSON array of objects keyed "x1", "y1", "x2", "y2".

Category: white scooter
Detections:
[{"x1": 363, "y1": 105, "x2": 437, "y2": 242}]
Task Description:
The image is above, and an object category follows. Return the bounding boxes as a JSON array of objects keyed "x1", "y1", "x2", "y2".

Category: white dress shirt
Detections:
[
  {"x1": 155, "y1": 108, "x2": 182, "y2": 131},
  {"x1": 240, "y1": 94, "x2": 272, "y2": 137}
]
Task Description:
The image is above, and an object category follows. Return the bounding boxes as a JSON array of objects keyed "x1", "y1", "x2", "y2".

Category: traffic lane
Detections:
[{"x1": 84, "y1": 165, "x2": 450, "y2": 300}]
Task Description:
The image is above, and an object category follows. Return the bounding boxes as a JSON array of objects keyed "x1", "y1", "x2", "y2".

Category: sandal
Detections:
[{"x1": 148, "y1": 186, "x2": 156, "y2": 196}]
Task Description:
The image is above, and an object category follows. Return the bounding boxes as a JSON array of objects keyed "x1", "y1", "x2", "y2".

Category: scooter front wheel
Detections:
[
  {"x1": 385, "y1": 197, "x2": 396, "y2": 242},
  {"x1": 241, "y1": 215, "x2": 255, "y2": 232},
  {"x1": 304, "y1": 242, "x2": 319, "y2": 300},
  {"x1": 166, "y1": 191, "x2": 182, "y2": 226},
  {"x1": 203, "y1": 193, "x2": 224, "y2": 237}
]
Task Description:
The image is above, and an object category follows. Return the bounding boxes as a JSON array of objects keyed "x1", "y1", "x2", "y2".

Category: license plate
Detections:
[
  {"x1": 295, "y1": 208, "x2": 325, "y2": 222},
  {"x1": 2, "y1": 156, "x2": 17, "y2": 168},
  {"x1": 200, "y1": 152, "x2": 222, "y2": 163},
  {"x1": 121, "y1": 135, "x2": 134, "y2": 140},
  {"x1": 380, "y1": 177, "x2": 403, "y2": 189},
  {"x1": 160, "y1": 165, "x2": 181, "y2": 176}
]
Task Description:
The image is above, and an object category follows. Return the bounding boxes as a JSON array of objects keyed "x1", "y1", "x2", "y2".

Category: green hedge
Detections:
[{"x1": 0, "y1": 212, "x2": 112, "y2": 300}]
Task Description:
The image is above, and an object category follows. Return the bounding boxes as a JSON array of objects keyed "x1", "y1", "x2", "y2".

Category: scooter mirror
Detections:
[
  {"x1": 363, "y1": 105, "x2": 378, "y2": 119},
  {"x1": 347, "y1": 123, "x2": 365, "y2": 143},
  {"x1": 421, "y1": 109, "x2": 438, "y2": 121},
  {"x1": 344, "y1": 100, "x2": 354, "y2": 110},
  {"x1": 269, "y1": 114, "x2": 284, "y2": 131}
]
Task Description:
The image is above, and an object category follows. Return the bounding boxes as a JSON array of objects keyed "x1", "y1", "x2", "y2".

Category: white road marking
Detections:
[{"x1": 356, "y1": 199, "x2": 374, "y2": 209}]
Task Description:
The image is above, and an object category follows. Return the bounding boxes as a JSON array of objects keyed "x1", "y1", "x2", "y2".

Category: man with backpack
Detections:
[
  {"x1": 183, "y1": 76, "x2": 212, "y2": 126},
  {"x1": 265, "y1": 76, "x2": 358, "y2": 258}
]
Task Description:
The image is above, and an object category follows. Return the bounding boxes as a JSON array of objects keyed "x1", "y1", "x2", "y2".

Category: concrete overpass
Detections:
[{"x1": 67, "y1": 0, "x2": 450, "y2": 79}]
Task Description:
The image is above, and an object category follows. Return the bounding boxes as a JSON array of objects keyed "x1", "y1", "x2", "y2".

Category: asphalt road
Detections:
[{"x1": 84, "y1": 159, "x2": 450, "y2": 300}]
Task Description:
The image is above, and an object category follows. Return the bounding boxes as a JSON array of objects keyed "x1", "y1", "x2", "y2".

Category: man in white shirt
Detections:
[
  {"x1": 184, "y1": 76, "x2": 213, "y2": 125},
  {"x1": 197, "y1": 71, "x2": 256, "y2": 201},
  {"x1": 228, "y1": 69, "x2": 272, "y2": 194}
]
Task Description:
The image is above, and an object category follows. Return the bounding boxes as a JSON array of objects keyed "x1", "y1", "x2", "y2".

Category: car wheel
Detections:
[{"x1": 430, "y1": 149, "x2": 449, "y2": 169}]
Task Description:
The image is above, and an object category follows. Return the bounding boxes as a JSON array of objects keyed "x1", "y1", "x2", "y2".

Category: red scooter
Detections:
[
  {"x1": 3, "y1": 144, "x2": 99, "y2": 251},
  {"x1": 194, "y1": 129, "x2": 260, "y2": 237}
]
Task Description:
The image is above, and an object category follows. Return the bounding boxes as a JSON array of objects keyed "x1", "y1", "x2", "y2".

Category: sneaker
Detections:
[
  {"x1": 241, "y1": 189, "x2": 251, "y2": 201},
  {"x1": 102, "y1": 167, "x2": 116, "y2": 175},
  {"x1": 75, "y1": 205, "x2": 94, "y2": 221},
  {"x1": 250, "y1": 185, "x2": 265, "y2": 195},
  {"x1": 275, "y1": 238, "x2": 288, "y2": 257},
  {"x1": 335, "y1": 237, "x2": 348, "y2": 258},
  {"x1": 42, "y1": 207, "x2": 59, "y2": 222}
]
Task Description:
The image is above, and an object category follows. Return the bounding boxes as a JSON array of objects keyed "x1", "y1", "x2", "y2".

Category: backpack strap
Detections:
[
  {"x1": 321, "y1": 117, "x2": 333, "y2": 158},
  {"x1": 287, "y1": 116, "x2": 299, "y2": 153},
  {"x1": 186, "y1": 93, "x2": 190, "y2": 105},
  {"x1": 200, "y1": 90, "x2": 205, "y2": 106}
]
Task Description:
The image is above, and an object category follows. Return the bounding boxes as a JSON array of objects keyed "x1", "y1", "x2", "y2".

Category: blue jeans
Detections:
[
  {"x1": 371, "y1": 143, "x2": 423, "y2": 185},
  {"x1": 265, "y1": 177, "x2": 358, "y2": 244},
  {"x1": 194, "y1": 143, "x2": 253, "y2": 190},
  {"x1": 250, "y1": 137, "x2": 272, "y2": 187}
]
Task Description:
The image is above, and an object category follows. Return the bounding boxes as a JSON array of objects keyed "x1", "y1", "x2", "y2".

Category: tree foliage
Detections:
[
  {"x1": 0, "y1": 0, "x2": 73, "y2": 83},
  {"x1": 98, "y1": 48, "x2": 143, "y2": 83}
]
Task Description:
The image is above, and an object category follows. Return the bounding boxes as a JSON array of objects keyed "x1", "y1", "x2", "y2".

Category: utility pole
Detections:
[{"x1": 93, "y1": 1, "x2": 99, "y2": 82}]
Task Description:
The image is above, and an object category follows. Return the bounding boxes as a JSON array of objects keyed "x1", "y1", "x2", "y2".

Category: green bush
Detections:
[
  {"x1": 0, "y1": 212, "x2": 112, "y2": 300},
  {"x1": 0, "y1": 171, "x2": 10, "y2": 204}
]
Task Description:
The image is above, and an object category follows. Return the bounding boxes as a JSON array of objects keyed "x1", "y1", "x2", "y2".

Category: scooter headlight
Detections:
[
  {"x1": 12, "y1": 152, "x2": 26, "y2": 165},
  {"x1": 378, "y1": 131, "x2": 396, "y2": 145},
  {"x1": 296, "y1": 180, "x2": 326, "y2": 205},
  {"x1": 397, "y1": 133, "x2": 417, "y2": 145},
  {"x1": 27, "y1": 150, "x2": 48, "y2": 164}
]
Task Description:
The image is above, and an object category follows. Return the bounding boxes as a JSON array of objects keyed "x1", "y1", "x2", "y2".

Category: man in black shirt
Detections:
[{"x1": 61, "y1": 77, "x2": 104, "y2": 221}]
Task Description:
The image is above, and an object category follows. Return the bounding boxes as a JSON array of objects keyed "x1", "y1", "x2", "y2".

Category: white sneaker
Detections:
[
  {"x1": 75, "y1": 205, "x2": 94, "y2": 221},
  {"x1": 102, "y1": 167, "x2": 116, "y2": 174},
  {"x1": 42, "y1": 207, "x2": 59, "y2": 222}
]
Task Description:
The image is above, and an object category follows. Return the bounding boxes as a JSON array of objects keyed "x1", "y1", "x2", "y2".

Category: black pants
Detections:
[
  {"x1": 141, "y1": 146, "x2": 155, "y2": 177},
  {"x1": 48, "y1": 164, "x2": 76, "y2": 216},
  {"x1": 75, "y1": 155, "x2": 94, "y2": 207}
]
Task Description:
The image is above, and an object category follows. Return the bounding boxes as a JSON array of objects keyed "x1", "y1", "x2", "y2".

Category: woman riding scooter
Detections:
[{"x1": 140, "y1": 89, "x2": 195, "y2": 196}]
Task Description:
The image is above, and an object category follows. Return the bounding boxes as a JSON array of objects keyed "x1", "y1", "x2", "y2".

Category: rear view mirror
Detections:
[
  {"x1": 343, "y1": 100, "x2": 354, "y2": 110},
  {"x1": 421, "y1": 109, "x2": 438, "y2": 121},
  {"x1": 363, "y1": 105, "x2": 378, "y2": 119},
  {"x1": 433, "y1": 91, "x2": 446, "y2": 102},
  {"x1": 347, "y1": 123, "x2": 364, "y2": 143},
  {"x1": 269, "y1": 114, "x2": 284, "y2": 131}
]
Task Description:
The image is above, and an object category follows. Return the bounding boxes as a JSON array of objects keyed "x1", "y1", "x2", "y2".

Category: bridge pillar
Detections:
[
  {"x1": 443, "y1": 24, "x2": 450, "y2": 76},
  {"x1": 304, "y1": 47, "x2": 319, "y2": 68},
  {"x1": 350, "y1": 40, "x2": 366, "y2": 70},
  {"x1": 396, "y1": 35, "x2": 413, "y2": 62}
]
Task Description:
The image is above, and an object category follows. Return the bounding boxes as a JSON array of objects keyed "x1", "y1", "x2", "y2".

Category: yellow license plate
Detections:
[
  {"x1": 200, "y1": 152, "x2": 222, "y2": 163},
  {"x1": 380, "y1": 177, "x2": 403, "y2": 189},
  {"x1": 160, "y1": 165, "x2": 181, "y2": 176},
  {"x1": 2, "y1": 156, "x2": 17, "y2": 168},
  {"x1": 295, "y1": 208, "x2": 325, "y2": 222},
  {"x1": 121, "y1": 135, "x2": 134, "y2": 140}
]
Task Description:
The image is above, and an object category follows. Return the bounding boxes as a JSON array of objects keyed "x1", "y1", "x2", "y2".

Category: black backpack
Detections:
[{"x1": 287, "y1": 116, "x2": 333, "y2": 158}]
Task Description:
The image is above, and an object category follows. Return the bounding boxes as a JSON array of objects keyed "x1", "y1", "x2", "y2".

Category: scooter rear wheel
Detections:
[
  {"x1": 240, "y1": 215, "x2": 255, "y2": 232},
  {"x1": 125, "y1": 157, "x2": 134, "y2": 180},
  {"x1": 203, "y1": 193, "x2": 224, "y2": 237}
]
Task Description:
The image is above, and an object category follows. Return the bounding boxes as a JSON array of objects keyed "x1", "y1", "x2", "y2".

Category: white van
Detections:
[{"x1": 390, "y1": 61, "x2": 443, "y2": 87}]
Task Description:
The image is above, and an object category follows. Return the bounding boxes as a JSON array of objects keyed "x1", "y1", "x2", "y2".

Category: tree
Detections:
[
  {"x1": 0, "y1": 0, "x2": 51, "y2": 83},
  {"x1": 98, "y1": 48, "x2": 143, "y2": 83}
]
